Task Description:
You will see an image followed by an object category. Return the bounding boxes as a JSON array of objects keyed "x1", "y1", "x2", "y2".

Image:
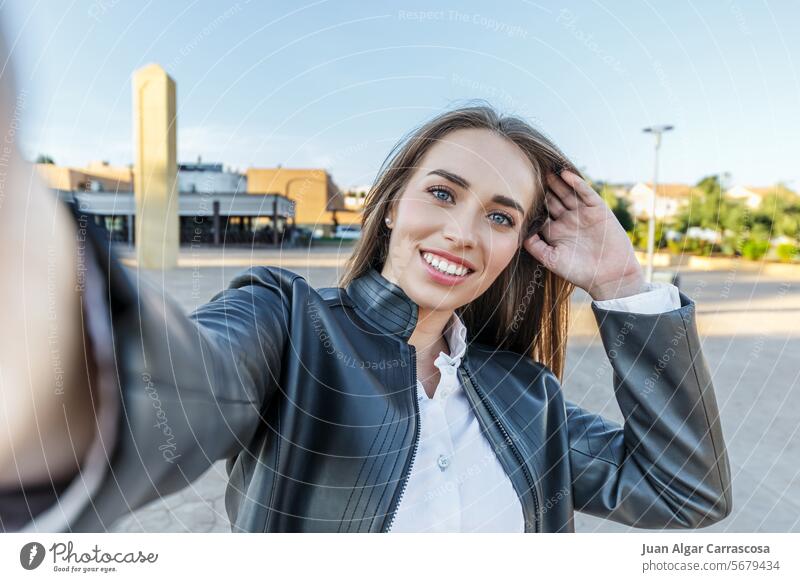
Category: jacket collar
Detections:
[
  {"x1": 346, "y1": 267, "x2": 471, "y2": 357},
  {"x1": 347, "y1": 267, "x2": 419, "y2": 340}
]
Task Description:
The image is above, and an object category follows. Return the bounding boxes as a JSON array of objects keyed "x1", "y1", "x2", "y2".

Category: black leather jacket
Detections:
[{"x1": 7, "y1": 207, "x2": 733, "y2": 533}]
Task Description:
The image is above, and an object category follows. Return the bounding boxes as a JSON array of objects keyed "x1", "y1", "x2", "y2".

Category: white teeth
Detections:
[{"x1": 422, "y1": 252, "x2": 471, "y2": 277}]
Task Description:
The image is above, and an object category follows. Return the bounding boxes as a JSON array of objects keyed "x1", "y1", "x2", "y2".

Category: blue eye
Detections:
[
  {"x1": 428, "y1": 186, "x2": 454, "y2": 203},
  {"x1": 428, "y1": 186, "x2": 514, "y2": 227},
  {"x1": 489, "y1": 212, "x2": 514, "y2": 227}
]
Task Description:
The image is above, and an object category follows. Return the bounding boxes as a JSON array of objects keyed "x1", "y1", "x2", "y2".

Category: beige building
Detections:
[
  {"x1": 246, "y1": 167, "x2": 359, "y2": 232},
  {"x1": 35, "y1": 160, "x2": 133, "y2": 192}
]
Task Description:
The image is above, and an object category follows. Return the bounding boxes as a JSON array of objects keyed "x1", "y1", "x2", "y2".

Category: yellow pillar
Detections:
[{"x1": 133, "y1": 64, "x2": 178, "y2": 269}]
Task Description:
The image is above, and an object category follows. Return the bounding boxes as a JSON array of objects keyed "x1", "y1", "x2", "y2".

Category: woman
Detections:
[{"x1": 1, "y1": 104, "x2": 732, "y2": 533}]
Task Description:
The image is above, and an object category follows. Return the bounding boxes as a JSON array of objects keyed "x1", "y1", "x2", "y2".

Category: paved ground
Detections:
[{"x1": 108, "y1": 245, "x2": 800, "y2": 532}]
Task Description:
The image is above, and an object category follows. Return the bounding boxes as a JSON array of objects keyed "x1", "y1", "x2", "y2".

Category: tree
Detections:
[
  {"x1": 675, "y1": 175, "x2": 739, "y2": 234},
  {"x1": 599, "y1": 185, "x2": 635, "y2": 232},
  {"x1": 35, "y1": 154, "x2": 55, "y2": 164}
]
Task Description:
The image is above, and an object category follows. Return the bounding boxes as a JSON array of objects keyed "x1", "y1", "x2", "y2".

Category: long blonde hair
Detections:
[{"x1": 339, "y1": 102, "x2": 577, "y2": 381}]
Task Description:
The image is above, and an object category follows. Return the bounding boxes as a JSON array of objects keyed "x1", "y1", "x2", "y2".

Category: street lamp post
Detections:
[{"x1": 642, "y1": 124, "x2": 674, "y2": 283}]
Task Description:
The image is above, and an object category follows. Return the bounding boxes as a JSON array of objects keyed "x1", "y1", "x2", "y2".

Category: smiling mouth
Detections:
[{"x1": 420, "y1": 250, "x2": 475, "y2": 278}]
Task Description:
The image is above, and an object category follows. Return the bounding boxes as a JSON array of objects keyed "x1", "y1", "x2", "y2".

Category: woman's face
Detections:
[{"x1": 381, "y1": 127, "x2": 537, "y2": 315}]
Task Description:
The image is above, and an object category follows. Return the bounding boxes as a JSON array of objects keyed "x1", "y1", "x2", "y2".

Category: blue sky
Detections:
[{"x1": 2, "y1": 0, "x2": 798, "y2": 189}]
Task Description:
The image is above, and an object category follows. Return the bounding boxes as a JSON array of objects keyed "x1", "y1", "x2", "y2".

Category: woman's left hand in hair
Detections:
[{"x1": 523, "y1": 170, "x2": 648, "y2": 301}]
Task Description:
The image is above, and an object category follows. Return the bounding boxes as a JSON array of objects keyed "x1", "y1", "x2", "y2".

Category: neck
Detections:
[
  {"x1": 377, "y1": 262, "x2": 452, "y2": 355},
  {"x1": 408, "y1": 306, "x2": 452, "y2": 356}
]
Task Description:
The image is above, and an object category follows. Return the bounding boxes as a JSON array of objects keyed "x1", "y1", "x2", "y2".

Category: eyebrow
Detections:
[{"x1": 426, "y1": 169, "x2": 526, "y2": 216}]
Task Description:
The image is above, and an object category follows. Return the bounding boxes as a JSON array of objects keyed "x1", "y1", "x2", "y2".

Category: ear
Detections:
[{"x1": 384, "y1": 200, "x2": 397, "y2": 228}]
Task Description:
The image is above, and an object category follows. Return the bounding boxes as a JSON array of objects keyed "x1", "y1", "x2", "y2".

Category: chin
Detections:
[{"x1": 407, "y1": 272, "x2": 470, "y2": 313}]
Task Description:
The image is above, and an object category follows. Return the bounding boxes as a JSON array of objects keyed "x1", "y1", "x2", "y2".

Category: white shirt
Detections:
[{"x1": 387, "y1": 281, "x2": 682, "y2": 532}]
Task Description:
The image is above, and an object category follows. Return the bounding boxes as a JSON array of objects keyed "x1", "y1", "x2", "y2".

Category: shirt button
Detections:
[{"x1": 437, "y1": 454, "x2": 450, "y2": 470}]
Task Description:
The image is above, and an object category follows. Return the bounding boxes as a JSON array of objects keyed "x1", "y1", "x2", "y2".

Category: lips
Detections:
[
  {"x1": 420, "y1": 248, "x2": 477, "y2": 270},
  {"x1": 420, "y1": 250, "x2": 475, "y2": 278}
]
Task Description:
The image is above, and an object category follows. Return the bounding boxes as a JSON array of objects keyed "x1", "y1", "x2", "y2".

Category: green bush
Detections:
[
  {"x1": 741, "y1": 238, "x2": 770, "y2": 261},
  {"x1": 720, "y1": 234, "x2": 743, "y2": 256},
  {"x1": 666, "y1": 239, "x2": 683, "y2": 255},
  {"x1": 680, "y1": 237, "x2": 715, "y2": 256},
  {"x1": 775, "y1": 243, "x2": 798, "y2": 263},
  {"x1": 631, "y1": 220, "x2": 667, "y2": 250}
]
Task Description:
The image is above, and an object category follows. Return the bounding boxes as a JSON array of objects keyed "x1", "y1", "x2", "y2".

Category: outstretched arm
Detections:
[
  {"x1": 1, "y1": 193, "x2": 295, "y2": 532},
  {"x1": 0, "y1": 56, "x2": 293, "y2": 530}
]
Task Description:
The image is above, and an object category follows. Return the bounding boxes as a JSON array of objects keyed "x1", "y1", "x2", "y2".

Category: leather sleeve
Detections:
[
  {"x1": 4, "y1": 202, "x2": 292, "y2": 532},
  {"x1": 566, "y1": 291, "x2": 733, "y2": 529}
]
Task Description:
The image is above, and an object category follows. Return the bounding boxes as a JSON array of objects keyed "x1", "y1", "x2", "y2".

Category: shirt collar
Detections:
[{"x1": 438, "y1": 311, "x2": 468, "y2": 367}]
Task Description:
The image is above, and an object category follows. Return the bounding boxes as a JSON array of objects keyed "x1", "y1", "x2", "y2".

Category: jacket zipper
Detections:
[
  {"x1": 458, "y1": 364, "x2": 542, "y2": 533},
  {"x1": 383, "y1": 343, "x2": 420, "y2": 532}
]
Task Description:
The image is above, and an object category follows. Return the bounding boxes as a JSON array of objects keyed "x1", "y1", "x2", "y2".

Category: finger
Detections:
[
  {"x1": 545, "y1": 190, "x2": 568, "y2": 219},
  {"x1": 540, "y1": 217, "x2": 556, "y2": 241},
  {"x1": 546, "y1": 172, "x2": 579, "y2": 210},
  {"x1": 524, "y1": 233, "x2": 558, "y2": 270},
  {"x1": 559, "y1": 170, "x2": 603, "y2": 206}
]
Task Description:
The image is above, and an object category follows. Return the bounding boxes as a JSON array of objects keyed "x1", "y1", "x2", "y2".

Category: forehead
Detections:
[{"x1": 416, "y1": 128, "x2": 537, "y2": 208}]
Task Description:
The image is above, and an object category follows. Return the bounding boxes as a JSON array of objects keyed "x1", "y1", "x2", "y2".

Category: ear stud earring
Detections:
[{"x1": 384, "y1": 216, "x2": 392, "y2": 227}]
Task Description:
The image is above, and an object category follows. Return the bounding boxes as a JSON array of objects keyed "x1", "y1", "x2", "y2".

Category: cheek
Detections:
[
  {"x1": 402, "y1": 194, "x2": 438, "y2": 219},
  {"x1": 394, "y1": 195, "x2": 443, "y2": 237},
  {"x1": 480, "y1": 235, "x2": 519, "y2": 281}
]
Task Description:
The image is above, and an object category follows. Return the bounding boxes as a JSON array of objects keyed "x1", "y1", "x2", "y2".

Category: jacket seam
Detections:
[
  {"x1": 339, "y1": 403, "x2": 391, "y2": 532},
  {"x1": 366, "y1": 402, "x2": 406, "y2": 532},
  {"x1": 265, "y1": 400, "x2": 281, "y2": 532},
  {"x1": 569, "y1": 445, "x2": 620, "y2": 468},
  {"x1": 679, "y1": 308, "x2": 729, "y2": 514}
]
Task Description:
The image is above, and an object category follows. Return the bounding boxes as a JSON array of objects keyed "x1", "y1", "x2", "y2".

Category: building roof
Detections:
[
  {"x1": 632, "y1": 182, "x2": 694, "y2": 199},
  {"x1": 55, "y1": 190, "x2": 295, "y2": 218}
]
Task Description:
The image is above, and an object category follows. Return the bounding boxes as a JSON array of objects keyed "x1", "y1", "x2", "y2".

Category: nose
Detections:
[{"x1": 441, "y1": 213, "x2": 477, "y2": 249}]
